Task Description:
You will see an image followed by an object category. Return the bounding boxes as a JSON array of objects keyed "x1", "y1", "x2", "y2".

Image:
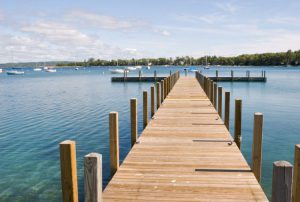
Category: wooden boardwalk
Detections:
[{"x1": 103, "y1": 76, "x2": 268, "y2": 201}]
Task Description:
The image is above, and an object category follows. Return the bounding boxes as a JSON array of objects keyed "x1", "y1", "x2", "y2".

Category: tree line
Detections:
[{"x1": 57, "y1": 49, "x2": 300, "y2": 67}]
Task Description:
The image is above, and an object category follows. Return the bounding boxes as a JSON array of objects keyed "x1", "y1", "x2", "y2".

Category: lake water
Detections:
[{"x1": 0, "y1": 66, "x2": 299, "y2": 201}]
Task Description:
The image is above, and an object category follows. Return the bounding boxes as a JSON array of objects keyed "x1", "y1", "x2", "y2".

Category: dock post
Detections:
[
  {"x1": 231, "y1": 70, "x2": 234, "y2": 81},
  {"x1": 156, "y1": 83, "x2": 161, "y2": 109},
  {"x1": 143, "y1": 91, "x2": 148, "y2": 128},
  {"x1": 252, "y1": 112, "x2": 263, "y2": 182},
  {"x1": 109, "y1": 112, "x2": 119, "y2": 177},
  {"x1": 272, "y1": 161, "x2": 293, "y2": 202},
  {"x1": 216, "y1": 70, "x2": 218, "y2": 80},
  {"x1": 292, "y1": 144, "x2": 300, "y2": 201},
  {"x1": 60, "y1": 140, "x2": 78, "y2": 202},
  {"x1": 213, "y1": 83, "x2": 217, "y2": 109},
  {"x1": 130, "y1": 98, "x2": 137, "y2": 147},
  {"x1": 234, "y1": 99, "x2": 242, "y2": 149},
  {"x1": 139, "y1": 70, "x2": 142, "y2": 81},
  {"x1": 164, "y1": 78, "x2": 168, "y2": 99},
  {"x1": 210, "y1": 80, "x2": 214, "y2": 102},
  {"x1": 84, "y1": 153, "x2": 102, "y2": 202},
  {"x1": 262, "y1": 70, "x2": 264, "y2": 77},
  {"x1": 154, "y1": 70, "x2": 157, "y2": 82},
  {"x1": 218, "y1": 87, "x2": 223, "y2": 118},
  {"x1": 161, "y1": 80, "x2": 164, "y2": 103},
  {"x1": 170, "y1": 70, "x2": 172, "y2": 76},
  {"x1": 151, "y1": 86, "x2": 155, "y2": 117},
  {"x1": 224, "y1": 91, "x2": 230, "y2": 130}
]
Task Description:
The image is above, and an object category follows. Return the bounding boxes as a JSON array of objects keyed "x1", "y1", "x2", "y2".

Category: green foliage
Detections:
[{"x1": 56, "y1": 50, "x2": 300, "y2": 67}]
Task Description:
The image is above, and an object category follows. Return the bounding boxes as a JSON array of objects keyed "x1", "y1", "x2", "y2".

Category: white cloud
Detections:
[
  {"x1": 65, "y1": 10, "x2": 147, "y2": 30},
  {"x1": 267, "y1": 17, "x2": 300, "y2": 25},
  {"x1": 0, "y1": 21, "x2": 142, "y2": 63},
  {"x1": 176, "y1": 13, "x2": 226, "y2": 24},
  {"x1": 153, "y1": 28, "x2": 171, "y2": 36},
  {"x1": 215, "y1": 2, "x2": 237, "y2": 13}
]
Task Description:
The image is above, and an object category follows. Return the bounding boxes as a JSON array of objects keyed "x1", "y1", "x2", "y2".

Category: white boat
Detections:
[
  {"x1": 0, "y1": 68, "x2": 3, "y2": 73},
  {"x1": 147, "y1": 66, "x2": 151, "y2": 70},
  {"x1": 46, "y1": 69, "x2": 56, "y2": 73},
  {"x1": 135, "y1": 65, "x2": 142, "y2": 69},
  {"x1": 110, "y1": 69, "x2": 126, "y2": 74},
  {"x1": 6, "y1": 70, "x2": 25, "y2": 75},
  {"x1": 43, "y1": 66, "x2": 49, "y2": 70},
  {"x1": 204, "y1": 56, "x2": 210, "y2": 69},
  {"x1": 126, "y1": 66, "x2": 137, "y2": 71},
  {"x1": 33, "y1": 68, "x2": 42, "y2": 71},
  {"x1": 75, "y1": 67, "x2": 79, "y2": 70}
]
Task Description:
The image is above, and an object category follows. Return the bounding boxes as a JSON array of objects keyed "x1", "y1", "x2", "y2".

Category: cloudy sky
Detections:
[{"x1": 0, "y1": 0, "x2": 300, "y2": 63}]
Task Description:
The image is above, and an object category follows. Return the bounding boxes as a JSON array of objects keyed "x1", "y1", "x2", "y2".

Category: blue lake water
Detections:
[{"x1": 0, "y1": 66, "x2": 299, "y2": 201}]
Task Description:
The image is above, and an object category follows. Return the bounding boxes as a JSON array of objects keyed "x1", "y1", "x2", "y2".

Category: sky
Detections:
[{"x1": 0, "y1": 0, "x2": 300, "y2": 63}]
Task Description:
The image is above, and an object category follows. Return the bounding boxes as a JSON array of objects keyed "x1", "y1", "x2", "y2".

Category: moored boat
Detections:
[
  {"x1": 6, "y1": 70, "x2": 25, "y2": 75},
  {"x1": 110, "y1": 69, "x2": 127, "y2": 74},
  {"x1": 46, "y1": 69, "x2": 56, "y2": 73}
]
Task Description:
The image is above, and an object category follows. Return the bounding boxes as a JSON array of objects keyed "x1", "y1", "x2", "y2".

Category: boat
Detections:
[
  {"x1": 135, "y1": 65, "x2": 142, "y2": 69},
  {"x1": 204, "y1": 55, "x2": 210, "y2": 69},
  {"x1": 189, "y1": 68, "x2": 199, "y2": 72},
  {"x1": 126, "y1": 66, "x2": 137, "y2": 71},
  {"x1": 43, "y1": 66, "x2": 49, "y2": 70},
  {"x1": 147, "y1": 66, "x2": 151, "y2": 70},
  {"x1": 110, "y1": 69, "x2": 127, "y2": 74},
  {"x1": 46, "y1": 69, "x2": 56, "y2": 73},
  {"x1": 6, "y1": 70, "x2": 25, "y2": 75},
  {"x1": 33, "y1": 68, "x2": 42, "y2": 71},
  {"x1": 75, "y1": 67, "x2": 79, "y2": 70},
  {"x1": 0, "y1": 68, "x2": 3, "y2": 73}
]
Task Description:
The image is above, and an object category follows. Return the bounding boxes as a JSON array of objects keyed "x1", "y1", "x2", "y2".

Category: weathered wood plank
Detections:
[{"x1": 103, "y1": 76, "x2": 267, "y2": 201}]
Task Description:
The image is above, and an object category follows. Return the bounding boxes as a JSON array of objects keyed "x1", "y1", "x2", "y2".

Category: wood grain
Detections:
[{"x1": 103, "y1": 76, "x2": 267, "y2": 201}]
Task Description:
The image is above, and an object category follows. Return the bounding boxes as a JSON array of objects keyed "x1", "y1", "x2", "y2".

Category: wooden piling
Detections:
[
  {"x1": 234, "y1": 99, "x2": 242, "y2": 149},
  {"x1": 164, "y1": 78, "x2": 167, "y2": 99},
  {"x1": 154, "y1": 70, "x2": 157, "y2": 81},
  {"x1": 143, "y1": 91, "x2": 148, "y2": 128},
  {"x1": 161, "y1": 80, "x2": 164, "y2": 103},
  {"x1": 224, "y1": 91, "x2": 230, "y2": 130},
  {"x1": 252, "y1": 112, "x2": 263, "y2": 182},
  {"x1": 151, "y1": 86, "x2": 155, "y2": 117},
  {"x1": 130, "y1": 98, "x2": 137, "y2": 147},
  {"x1": 109, "y1": 112, "x2": 119, "y2": 178},
  {"x1": 84, "y1": 153, "x2": 102, "y2": 202},
  {"x1": 60, "y1": 140, "x2": 78, "y2": 202},
  {"x1": 218, "y1": 87, "x2": 223, "y2": 118},
  {"x1": 213, "y1": 83, "x2": 217, "y2": 109},
  {"x1": 139, "y1": 70, "x2": 141, "y2": 81},
  {"x1": 272, "y1": 161, "x2": 293, "y2": 202},
  {"x1": 156, "y1": 83, "x2": 160, "y2": 109},
  {"x1": 210, "y1": 80, "x2": 214, "y2": 102},
  {"x1": 293, "y1": 144, "x2": 300, "y2": 202}
]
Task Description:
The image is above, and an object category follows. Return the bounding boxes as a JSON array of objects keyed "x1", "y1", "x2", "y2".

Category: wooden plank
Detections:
[{"x1": 103, "y1": 76, "x2": 267, "y2": 201}]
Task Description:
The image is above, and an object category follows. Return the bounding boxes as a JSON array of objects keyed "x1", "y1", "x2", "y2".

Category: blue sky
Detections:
[{"x1": 0, "y1": 0, "x2": 299, "y2": 62}]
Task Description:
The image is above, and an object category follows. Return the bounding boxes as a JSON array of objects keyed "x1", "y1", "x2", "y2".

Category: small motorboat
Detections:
[
  {"x1": 43, "y1": 66, "x2": 49, "y2": 70},
  {"x1": 110, "y1": 69, "x2": 126, "y2": 74},
  {"x1": 126, "y1": 66, "x2": 137, "y2": 71},
  {"x1": 75, "y1": 67, "x2": 79, "y2": 70},
  {"x1": 147, "y1": 66, "x2": 151, "y2": 70},
  {"x1": 46, "y1": 69, "x2": 57, "y2": 73},
  {"x1": 33, "y1": 68, "x2": 42, "y2": 71},
  {"x1": 0, "y1": 68, "x2": 3, "y2": 73},
  {"x1": 6, "y1": 70, "x2": 25, "y2": 75},
  {"x1": 189, "y1": 68, "x2": 199, "y2": 72},
  {"x1": 135, "y1": 65, "x2": 142, "y2": 69}
]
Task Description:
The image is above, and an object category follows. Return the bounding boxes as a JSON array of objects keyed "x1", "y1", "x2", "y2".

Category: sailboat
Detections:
[
  {"x1": 33, "y1": 63, "x2": 42, "y2": 71},
  {"x1": 204, "y1": 56, "x2": 210, "y2": 69}
]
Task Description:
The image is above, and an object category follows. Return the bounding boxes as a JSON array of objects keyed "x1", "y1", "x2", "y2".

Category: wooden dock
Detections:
[{"x1": 102, "y1": 76, "x2": 268, "y2": 201}]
